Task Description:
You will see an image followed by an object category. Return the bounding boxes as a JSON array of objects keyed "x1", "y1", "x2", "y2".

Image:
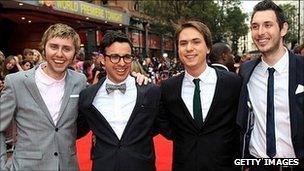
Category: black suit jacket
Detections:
[
  {"x1": 77, "y1": 78, "x2": 161, "y2": 171},
  {"x1": 237, "y1": 51, "x2": 304, "y2": 159},
  {"x1": 158, "y1": 69, "x2": 241, "y2": 171}
]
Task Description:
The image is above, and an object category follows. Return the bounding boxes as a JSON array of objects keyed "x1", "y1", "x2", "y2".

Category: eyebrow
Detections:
[
  {"x1": 179, "y1": 38, "x2": 202, "y2": 42},
  {"x1": 48, "y1": 43, "x2": 73, "y2": 48},
  {"x1": 251, "y1": 20, "x2": 274, "y2": 25}
]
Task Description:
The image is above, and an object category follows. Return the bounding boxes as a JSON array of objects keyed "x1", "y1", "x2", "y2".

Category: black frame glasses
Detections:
[{"x1": 105, "y1": 54, "x2": 133, "y2": 64}]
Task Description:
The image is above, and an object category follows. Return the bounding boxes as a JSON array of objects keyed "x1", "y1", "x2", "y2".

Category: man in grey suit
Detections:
[{"x1": 0, "y1": 23, "x2": 87, "y2": 170}]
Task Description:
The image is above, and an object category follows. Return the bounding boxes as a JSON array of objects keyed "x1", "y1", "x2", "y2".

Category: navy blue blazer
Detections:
[
  {"x1": 77, "y1": 77, "x2": 161, "y2": 171},
  {"x1": 237, "y1": 51, "x2": 304, "y2": 159},
  {"x1": 158, "y1": 69, "x2": 241, "y2": 171}
]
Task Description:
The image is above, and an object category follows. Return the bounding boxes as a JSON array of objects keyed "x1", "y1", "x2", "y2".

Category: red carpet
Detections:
[{"x1": 76, "y1": 132, "x2": 172, "y2": 171}]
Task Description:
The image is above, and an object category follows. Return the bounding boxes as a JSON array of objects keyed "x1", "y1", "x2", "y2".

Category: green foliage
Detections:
[
  {"x1": 224, "y1": 6, "x2": 249, "y2": 53},
  {"x1": 139, "y1": 0, "x2": 248, "y2": 53},
  {"x1": 279, "y1": 4, "x2": 299, "y2": 45}
]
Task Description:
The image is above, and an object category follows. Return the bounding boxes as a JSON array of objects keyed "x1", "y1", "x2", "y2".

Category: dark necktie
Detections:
[
  {"x1": 193, "y1": 78, "x2": 203, "y2": 128},
  {"x1": 105, "y1": 83, "x2": 126, "y2": 94},
  {"x1": 266, "y1": 67, "x2": 276, "y2": 158}
]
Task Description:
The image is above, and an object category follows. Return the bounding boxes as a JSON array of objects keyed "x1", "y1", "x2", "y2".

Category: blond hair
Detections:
[
  {"x1": 131, "y1": 60, "x2": 146, "y2": 75},
  {"x1": 40, "y1": 23, "x2": 81, "y2": 56}
]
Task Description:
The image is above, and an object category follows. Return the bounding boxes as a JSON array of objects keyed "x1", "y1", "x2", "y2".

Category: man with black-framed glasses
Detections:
[{"x1": 77, "y1": 30, "x2": 160, "y2": 171}]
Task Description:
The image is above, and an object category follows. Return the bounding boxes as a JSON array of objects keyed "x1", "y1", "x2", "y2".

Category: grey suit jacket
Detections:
[{"x1": 0, "y1": 66, "x2": 87, "y2": 171}]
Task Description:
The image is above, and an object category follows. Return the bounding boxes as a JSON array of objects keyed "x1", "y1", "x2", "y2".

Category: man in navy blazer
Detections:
[
  {"x1": 77, "y1": 31, "x2": 160, "y2": 171},
  {"x1": 157, "y1": 21, "x2": 241, "y2": 171},
  {"x1": 237, "y1": 0, "x2": 304, "y2": 170}
]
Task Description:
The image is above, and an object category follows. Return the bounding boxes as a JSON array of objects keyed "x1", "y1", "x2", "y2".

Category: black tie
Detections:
[
  {"x1": 193, "y1": 79, "x2": 203, "y2": 128},
  {"x1": 266, "y1": 67, "x2": 276, "y2": 158},
  {"x1": 105, "y1": 83, "x2": 126, "y2": 94}
]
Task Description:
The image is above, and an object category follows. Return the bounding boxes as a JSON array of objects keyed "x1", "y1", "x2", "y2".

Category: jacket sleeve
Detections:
[
  {"x1": 154, "y1": 83, "x2": 173, "y2": 140},
  {"x1": 76, "y1": 90, "x2": 91, "y2": 139},
  {"x1": 0, "y1": 75, "x2": 17, "y2": 170}
]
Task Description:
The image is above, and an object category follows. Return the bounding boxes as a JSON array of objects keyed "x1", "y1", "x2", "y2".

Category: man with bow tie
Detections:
[{"x1": 77, "y1": 30, "x2": 160, "y2": 171}]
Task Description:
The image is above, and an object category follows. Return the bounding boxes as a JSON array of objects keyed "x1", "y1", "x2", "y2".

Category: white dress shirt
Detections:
[
  {"x1": 182, "y1": 66, "x2": 217, "y2": 121},
  {"x1": 93, "y1": 75, "x2": 137, "y2": 139},
  {"x1": 211, "y1": 63, "x2": 229, "y2": 71},
  {"x1": 35, "y1": 63, "x2": 66, "y2": 125},
  {"x1": 248, "y1": 50, "x2": 295, "y2": 158}
]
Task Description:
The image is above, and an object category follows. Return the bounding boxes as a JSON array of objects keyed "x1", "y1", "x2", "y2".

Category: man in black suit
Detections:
[
  {"x1": 209, "y1": 42, "x2": 235, "y2": 72},
  {"x1": 77, "y1": 30, "x2": 160, "y2": 171},
  {"x1": 157, "y1": 21, "x2": 241, "y2": 171},
  {"x1": 237, "y1": 0, "x2": 304, "y2": 170}
]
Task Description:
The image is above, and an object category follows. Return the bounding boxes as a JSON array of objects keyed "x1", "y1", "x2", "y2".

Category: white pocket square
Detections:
[
  {"x1": 295, "y1": 84, "x2": 304, "y2": 94},
  {"x1": 70, "y1": 94, "x2": 79, "y2": 98}
]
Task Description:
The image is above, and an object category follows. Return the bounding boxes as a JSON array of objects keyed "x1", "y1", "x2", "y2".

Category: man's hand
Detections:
[{"x1": 131, "y1": 71, "x2": 149, "y2": 85}]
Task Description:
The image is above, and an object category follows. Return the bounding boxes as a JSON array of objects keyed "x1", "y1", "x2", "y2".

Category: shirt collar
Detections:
[
  {"x1": 184, "y1": 65, "x2": 214, "y2": 85},
  {"x1": 105, "y1": 75, "x2": 133, "y2": 86},
  {"x1": 260, "y1": 48, "x2": 288, "y2": 75},
  {"x1": 36, "y1": 63, "x2": 66, "y2": 86},
  {"x1": 211, "y1": 63, "x2": 229, "y2": 71}
]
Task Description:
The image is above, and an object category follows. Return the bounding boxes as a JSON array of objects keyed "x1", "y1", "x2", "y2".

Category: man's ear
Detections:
[
  {"x1": 220, "y1": 53, "x2": 227, "y2": 62},
  {"x1": 280, "y1": 22, "x2": 288, "y2": 37},
  {"x1": 100, "y1": 54, "x2": 105, "y2": 65},
  {"x1": 207, "y1": 48, "x2": 210, "y2": 55}
]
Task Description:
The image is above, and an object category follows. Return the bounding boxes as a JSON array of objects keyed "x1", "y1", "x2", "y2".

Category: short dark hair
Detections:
[
  {"x1": 175, "y1": 21, "x2": 212, "y2": 51},
  {"x1": 251, "y1": 0, "x2": 286, "y2": 30},
  {"x1": 21, "y1": 59, "x2": 34, "y2": 68},
  {"x1": 100, "y1": 30, "x2": 133, "y2": 55},
  {"x1": 209, "y1": 42, "x2": 231, "y2": 63}
]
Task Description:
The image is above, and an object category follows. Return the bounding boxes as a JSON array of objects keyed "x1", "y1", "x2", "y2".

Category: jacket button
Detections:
[
  {"x1": 54, "y1": 152, "x2": 58, "y2": 156},
  {"x1": 55, "y1": 128, "x2": 59, "y2": 132}
]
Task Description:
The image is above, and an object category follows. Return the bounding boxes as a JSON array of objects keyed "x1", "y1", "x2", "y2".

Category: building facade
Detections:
[{"x1": 0, "y1": 0, "x2": 174, "y2": 60}]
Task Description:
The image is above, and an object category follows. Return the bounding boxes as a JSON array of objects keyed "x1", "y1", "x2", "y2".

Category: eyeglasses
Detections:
[{"x1": 105, "y1": 54, "x2": 133, "y2": 64}]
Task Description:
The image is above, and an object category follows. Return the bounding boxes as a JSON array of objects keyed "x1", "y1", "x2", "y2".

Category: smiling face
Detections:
[
  {"x1": 22, "y1": 61, "x2": 32, "y2": 71},
  {"x1": 251, "y1": 10, "x2": 288, "y2": 57},
  {"x1": 6, "y1": 59, "x2": 16, "y2": 70},
  {"x1": 101, "y1": 42, "x2": 132, "y2": 84},
  {"x1": 178, "y1": 27, "x2": 210, "y2": 77},
  {"x1": 43, "y1": 37, "x2": 75, "y2": 79}
]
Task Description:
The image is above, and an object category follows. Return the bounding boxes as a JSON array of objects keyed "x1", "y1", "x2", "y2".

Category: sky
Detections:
[
  {"x1": 241, "y1": 1, "x2": 258, "y2": 13},
  {"x1": 241, "y1": 0, "x2": 300, "y2": 14}
]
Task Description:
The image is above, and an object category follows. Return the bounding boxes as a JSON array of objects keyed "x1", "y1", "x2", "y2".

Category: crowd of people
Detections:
[{"x1": 0, "y1": 0, "x2": 304, "y2": 171}]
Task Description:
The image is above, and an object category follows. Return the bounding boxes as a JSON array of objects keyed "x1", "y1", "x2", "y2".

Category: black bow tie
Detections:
[{"x1": 105, "y1": 83, "x2": 126, "y2": 94}]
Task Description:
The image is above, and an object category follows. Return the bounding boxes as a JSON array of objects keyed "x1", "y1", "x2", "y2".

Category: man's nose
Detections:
[
  {"x1": 117, "y1": 57, "x2": 126, "y2": 65},
  {"x1": 186, "y1": 42, "x2": 194, "y2": 51}
]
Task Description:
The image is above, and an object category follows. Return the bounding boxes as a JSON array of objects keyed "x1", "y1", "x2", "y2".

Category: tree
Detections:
[
  {"x1": 224, "y1": 6, "x2": 249, "y2": 53},
  {"x1": 139, "y1": 0, "x2": 248, "y2": 53},
  {"x1": 279, "y1": 4, "x2": 299, "y2": 46}
]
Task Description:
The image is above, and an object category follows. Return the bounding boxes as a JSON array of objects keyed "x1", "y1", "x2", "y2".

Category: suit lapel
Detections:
[
  {"x1": 88, "y1": 77, "x2": 105, "y2": 104},
  {"x1": 58, "y1": 70, "x2": 76, "y2": 117},
  {"x1": 174, "y1": 73, "x2": 200, "y2": 130},
  {"x1": 288, "y1": 52, "x2": 298, "y2": 139},
  {"x1": 243, "y1": 58, "x2": 261, "y2": 85},
  {"x1": 120, "y1": 83, "x2": 146, "y2": 141},
  {"x1": 23, "y1": 67, "x2": 55, "y2": 126},
  {"x1": 203, "y1": 70, "x2": 222, "y2": 126},
  {"x1": 237, "y1": 58, "x2": 261, "y2": 129},
  {"x1": 88, "y1": 78, "x2": 120, "y2": 139}
]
